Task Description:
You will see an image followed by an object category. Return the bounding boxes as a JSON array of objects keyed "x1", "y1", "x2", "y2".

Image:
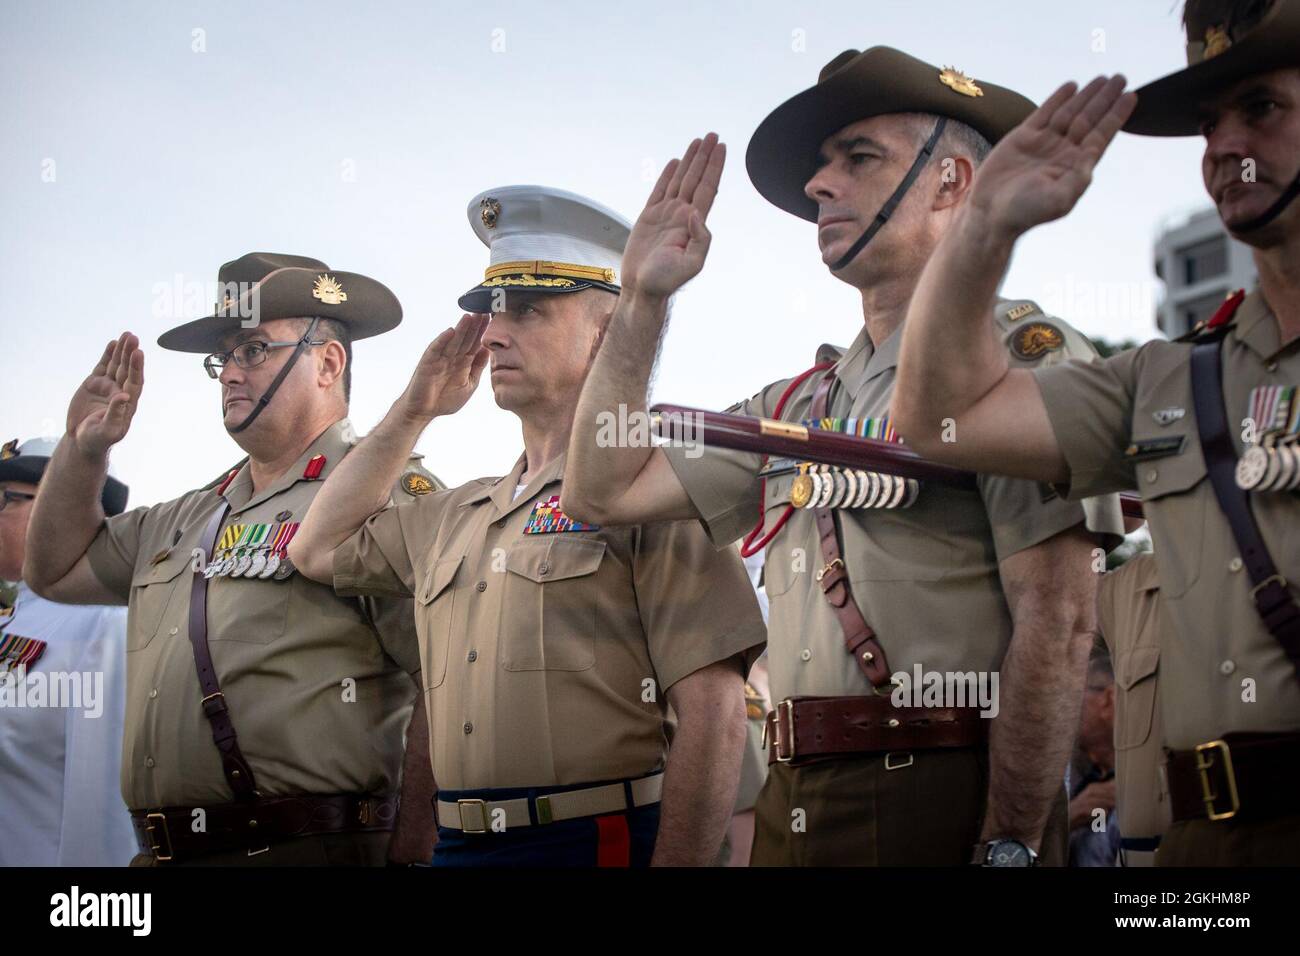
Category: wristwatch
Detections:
[{"x1": 974, "y1": 839, "x2": 1039, "y2": 867}]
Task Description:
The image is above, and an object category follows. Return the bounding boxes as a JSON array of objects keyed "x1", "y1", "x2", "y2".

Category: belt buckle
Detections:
[
  {"x1": 458, "y1": 798, "x2": 490, "y2": 834},
  {"x1": 1194, "y1": 739, "x2": 1241, "y2": 821},
  {"x1": 815, "y1": 558, "x2": 844, "y2": 583},
  {"x1": 884, "y1": 752, "x2": 914, "y2": 771},
  {"x1": 145, "y1": 812, "x2": 174, "y2": 862},
  {"x1": 774, "y1": 699, "x2": 797, "y2": 763},
  {"x1": 1249, "y1": 573, "x2": 1287, "y2": 599}
]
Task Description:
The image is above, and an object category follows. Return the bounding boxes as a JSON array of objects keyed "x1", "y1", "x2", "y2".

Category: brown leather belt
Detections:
[
  {"x1": 764, "y1": 695, "x2": 987, "y2": 766},
  {"x1": 131, "y1": 792, "x2": 398, "y2": 863},
  {"x1": 1167, "y1": 732, "x2": 1300, "y2": 824}
]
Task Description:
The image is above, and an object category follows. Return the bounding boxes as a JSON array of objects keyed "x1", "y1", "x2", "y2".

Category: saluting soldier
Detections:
[
  {"x1": 1097, "y1": 553, "x2": 1170, "y2": 866},
  {"x1": 893, "y1": 0, "x2": 1300, "y2": 864},
  {"x1": 289, "y1": 188, "x2": 767, "y2": 867},
  {"x1": 561, "y1": 48, "x2": 1124, "y2": 866},
  {"x1": 24, "y1": 253, "x2": 442, "y2": 866}
]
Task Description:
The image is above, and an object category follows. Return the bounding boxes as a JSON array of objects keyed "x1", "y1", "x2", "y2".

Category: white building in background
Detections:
[{"x1": 1154, "y1": 207, "x2": 1257, "y2": 339}]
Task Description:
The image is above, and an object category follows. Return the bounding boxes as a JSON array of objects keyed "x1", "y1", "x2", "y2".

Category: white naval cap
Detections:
[
  {"x1": 0, "y1": 437, "x2": 129, "y2": 515},
  {"x1": 457, "y1": 185, "x2": 632, "y2": 313}
]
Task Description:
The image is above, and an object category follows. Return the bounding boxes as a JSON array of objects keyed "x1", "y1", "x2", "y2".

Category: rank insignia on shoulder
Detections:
[
  {"x1": 1124, "y1": 436, "x2": 1186, "y2": 461},
  {"x1": 522, "y1": 495, "x2": 599, "y2": 534},
  {"x1": 1010, "y1": 322, "x2": 1064, "y2": 361},
  {"x1": 401, "y1": 472, "x2": 434, "y2": 496},
  {"x1": 0, "y1": 632, "x2": 47, "y2": 674},
  {"x1": 1005, "y1": 302, "x2": 1039, "y2": 322}
]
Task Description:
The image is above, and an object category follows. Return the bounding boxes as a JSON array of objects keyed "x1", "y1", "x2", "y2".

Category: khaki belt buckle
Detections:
[
  {"x1": 458, "y1": 798, "x2": 490, "y2": 834},
  {"x1": 774, "y1": 699, "x2": 797, "y2": 763},
  {"x1": 1194, "y1": 739, "x2": 1241, "y2": 821},
  {"x1": 145, "y1": 812, "x2": 174, "y2": 862}
]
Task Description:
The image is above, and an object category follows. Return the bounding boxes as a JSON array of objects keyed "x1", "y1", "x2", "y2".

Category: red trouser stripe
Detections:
[{"x1": 595, "y1": 814, "x2": 631, "y2": 867}]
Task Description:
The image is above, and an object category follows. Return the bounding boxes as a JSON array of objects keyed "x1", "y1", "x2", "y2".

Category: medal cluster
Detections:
[
  {"x1": 1236, "y1": 386, "x2": 1300, "y2": 492},
  {"x1": 789, "y1": 464, "x2": 920, "y2": 510},
  {"x1": 204, "y1": 521, "x2": 300, "y2": 580}
]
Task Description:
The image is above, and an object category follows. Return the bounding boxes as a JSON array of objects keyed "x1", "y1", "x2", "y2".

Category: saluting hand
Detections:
[
  {"x1": 967, "y1": 76, "x2": 1137, "y2": 240},
  {"x1": 621, "y1": 132, "x2": 726, "y2": 299},
  {"x1": 398, "y1": 313, "x2": 490, "y2": 423},
  {"x1": 67, "y1": 332, "x2": 145, "y2": 458}
]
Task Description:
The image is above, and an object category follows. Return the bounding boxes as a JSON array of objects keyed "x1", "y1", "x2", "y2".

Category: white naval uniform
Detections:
[{"x1": 0, "y1": 583, "x2": 135, "y2": 866}]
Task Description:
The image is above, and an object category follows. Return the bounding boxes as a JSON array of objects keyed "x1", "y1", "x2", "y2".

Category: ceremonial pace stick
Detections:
[{"x1": 650, "y1": 403, "x2": 1145, "y2": 519}]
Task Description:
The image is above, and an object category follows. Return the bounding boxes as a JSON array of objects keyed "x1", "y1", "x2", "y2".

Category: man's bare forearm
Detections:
[
  {"x1": 652, "y1": 666, "x2": 747, "y2": 866},
  {"x1": 982, "y1": 532, "x2": 1097, "y2": 851},
  {"x1": 290, "y1": 402, "x2": 428, "y2": 582},
  {"x1": 23, "y1": 439, "x2": 111, "y2": 592},
  {"x1": 564, "y1": 287, "x2": 670, "y2": 521},
  {"x1": 895, "y1": 207, "x2": 1017, "y2": 452}
]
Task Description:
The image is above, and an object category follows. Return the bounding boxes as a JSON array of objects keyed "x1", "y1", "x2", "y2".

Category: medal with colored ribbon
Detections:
[
  {"x1": 207, "y1": 523, "x2": 245, "y2": 578},
  {"x1": 262, "y1": 522, "x2": 300, "y2": 580},
  {"x1": 235, "y1": 523, "x2": 271, "y2": 577}
]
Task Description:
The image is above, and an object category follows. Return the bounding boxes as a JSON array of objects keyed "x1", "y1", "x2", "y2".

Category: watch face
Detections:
[{"x1": 988, "y1": 840, "x2": 1031, "y2": 867}]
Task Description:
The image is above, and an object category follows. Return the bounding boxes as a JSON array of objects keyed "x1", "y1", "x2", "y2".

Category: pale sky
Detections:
[{"x1": 3, "y1": 1, "x2": 1221, "y2": 507}]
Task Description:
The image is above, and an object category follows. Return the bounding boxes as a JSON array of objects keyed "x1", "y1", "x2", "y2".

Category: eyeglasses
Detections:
[
  {"x1": 0, "y1": 490, "x2": 36, "y2": 512},
  {"x1": 203, "y1": 339, "x2": 326, "y2": 379}
]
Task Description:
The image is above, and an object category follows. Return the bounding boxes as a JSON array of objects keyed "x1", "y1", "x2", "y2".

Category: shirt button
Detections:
[
  {"x1": 467, "y1": 649, "x2": 478, "y2": 663},
  {"x1": 800, "y1": 648, "x2": 812, "y2": 662},
  {"x1": 149, "y1": 688, "x2": 158, "y2": 699},
  {"x1": 495, "y1": 519, "x2": 507, "y2": 529},
  {"x1": 1267, "y1": 361, "x2": 1279, "y2": 373},
  {"x1": 539, "y1": 563, "x2": 550, "y2": 576},
  {"x1": 463, "y1": 721, "x2": 473, "y2": 735},
  {"x1": 169, "y1": 627, "x2": 179, "y2": 636},
  {"x1": 1229, "y1": 557, "x2": 1243, "y2": 572},
  {"x1": 145, "y1": 757, "x2": 155, "y2": 768},
  {"x1": 475, "y1": 580, "x2": 487, "y2": 592},
  {"x1": 1219, "y1": 660, "x2": 1236, "y2": 676},
  {"x1": 1145, "y1": 468, "x2": 1159, "y2": 483}
]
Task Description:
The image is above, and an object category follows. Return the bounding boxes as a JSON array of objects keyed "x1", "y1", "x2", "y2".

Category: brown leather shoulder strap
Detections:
[
  {"x1": 809, "y1": 372, "x2": 892, "y2": 688},
  {"x1": 190, "y1": 501, "x2": 260, "y2": 801},
  {"x1": 1190, "y1": 335, "x2": 1300, "y2": 685}
]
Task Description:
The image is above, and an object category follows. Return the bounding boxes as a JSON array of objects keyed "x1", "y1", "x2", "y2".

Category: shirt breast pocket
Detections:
[
  {"x1": 417, "y1": 556, "x2": 462, "y2": 689},
  {"x1": 128, "y1": 553, "x2": 192, "y2": 652},
  {"x1": 1132, "y1": 428, "x2": 1206, "y2": 598},
  {"x1": 1114, "y1": 645, "x2": 1160, "y2": 750},
  {"x1": 502, "y1": 537, "x2": 606, "y2": 672}
]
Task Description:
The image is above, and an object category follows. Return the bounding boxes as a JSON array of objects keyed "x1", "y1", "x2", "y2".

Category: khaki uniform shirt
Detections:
[
  {"x1": 1097, "y1": 553, "x2": 1170, "y2": 863},
  {"x1": 86, "y1": 418, "x2": 438, "y2": 810},
  {"x1": 1035, "y1": 291, "x2": 1300, "y2": 748},
  {"x1": 332, "y1": 450, "x2": 767, "y2": 792},
  {"x1": 663, "y1": 302, "x2": 1125, "y2": 705}
]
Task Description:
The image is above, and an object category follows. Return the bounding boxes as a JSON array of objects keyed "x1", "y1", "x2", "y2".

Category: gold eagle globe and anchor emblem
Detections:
[
  {"x1": 312, "y1": 274, "x2": 348, "y2": 305},
  {"x1": 939, "y1": 66, "x2": 983, "y2": 98},
  {"x1": 480, "y1": 197, "x2": 502, "y2": 229}
]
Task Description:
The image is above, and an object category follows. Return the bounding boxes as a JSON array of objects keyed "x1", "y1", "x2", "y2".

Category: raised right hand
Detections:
[
  {"x1": 67, "y1": 332, "x2": 145, "y2": 458},
  {"x1": 620, "y1": 132, "x2": 726, "y2": 299},
  {"x1": 966, "y1": 76, "x2": 1137, "y2": 241},
  {"x1": 397, "y1": 313, "x2": 490, "y2": 423}
]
